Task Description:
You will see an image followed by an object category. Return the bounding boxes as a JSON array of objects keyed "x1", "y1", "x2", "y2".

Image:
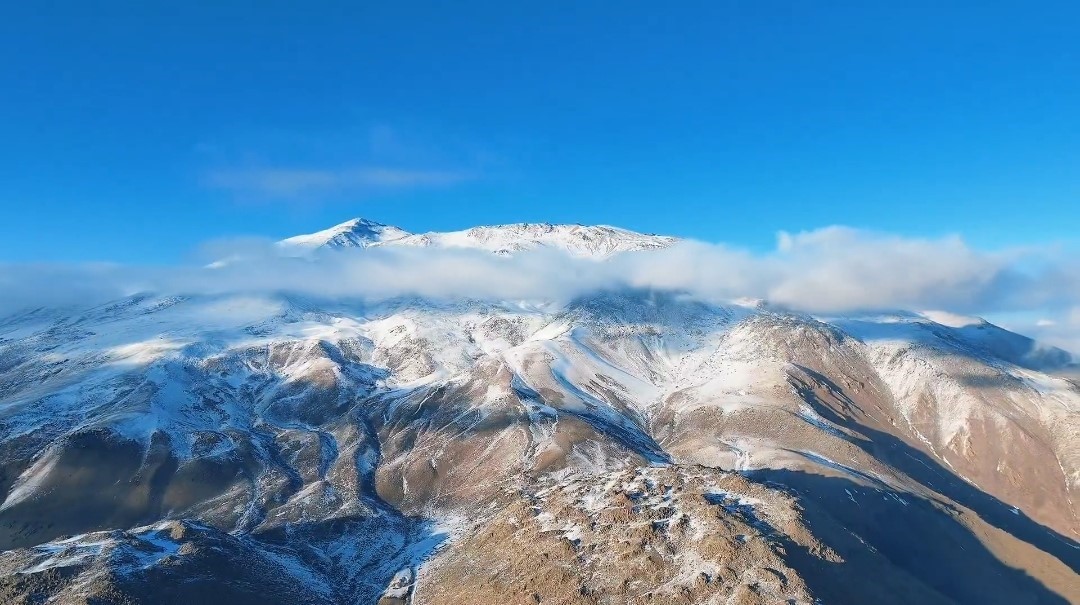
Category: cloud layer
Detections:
[
  {"x1": 2, "y1": 227, "x2": 1078, "y2": 351},
  {"x1": 1006, "y1": 307, "x2": 1080, "y2": 357}
]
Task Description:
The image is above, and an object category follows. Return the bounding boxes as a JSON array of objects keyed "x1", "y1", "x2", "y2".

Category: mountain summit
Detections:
[{"x1": 277, "y1": 217, "x2": 412, "y2": 249}]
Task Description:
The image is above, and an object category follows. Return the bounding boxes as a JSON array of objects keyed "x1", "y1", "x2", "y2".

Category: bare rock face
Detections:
[
  {"x1": 416, "y1": 466, "x2": 817, "y2": 605},
  {"x1": 0, "y1": 221, "x2": 1077, "y2": 604}
]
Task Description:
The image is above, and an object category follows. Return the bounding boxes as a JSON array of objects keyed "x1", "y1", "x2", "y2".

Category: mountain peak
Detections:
[
  {"x1": 278, "y1": 218, "x2": 411, "y2": 249},
  {"x1": 338, "y1": 217, "x2": 388, "y2": 229}
]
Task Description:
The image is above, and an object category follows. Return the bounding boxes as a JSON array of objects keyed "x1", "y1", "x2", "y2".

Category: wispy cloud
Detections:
[
  {"x1": 196, "y1": 122, "x2": 491, "y2": 200},
  {"x1": 203, "y1": 166, "x2": 474, "y2": 197}
]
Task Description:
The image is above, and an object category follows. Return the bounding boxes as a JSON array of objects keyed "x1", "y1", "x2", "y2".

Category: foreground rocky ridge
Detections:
[{"x1": 0, "y1": 219, "x2": 1076, "y2": 603}]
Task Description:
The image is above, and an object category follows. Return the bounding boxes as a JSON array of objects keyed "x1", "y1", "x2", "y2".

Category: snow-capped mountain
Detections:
[
  {"x1": 279, "y1": 217, "x2": 678, "y2": 257},
  {"x1": 0, "y1": 219, "x2": 1076, "y2": 604},
  {"x1": 278, "y1": 217, "x2": 412, "y2": 249}
]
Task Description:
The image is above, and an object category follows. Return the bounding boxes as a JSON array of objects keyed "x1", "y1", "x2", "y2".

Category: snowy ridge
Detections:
[{"x1": 280, "y1": 218, "x2": 678, "y2": 258}]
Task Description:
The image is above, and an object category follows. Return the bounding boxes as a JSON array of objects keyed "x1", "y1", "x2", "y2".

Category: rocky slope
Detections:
[{"x1": 0, "y1": 219, "x2": 1076, "y2": 604}]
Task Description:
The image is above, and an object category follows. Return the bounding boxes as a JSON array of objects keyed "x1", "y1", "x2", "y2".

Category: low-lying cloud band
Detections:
[{"x1": 2, "y1": 227, "x2": 1077, "y2": 351}]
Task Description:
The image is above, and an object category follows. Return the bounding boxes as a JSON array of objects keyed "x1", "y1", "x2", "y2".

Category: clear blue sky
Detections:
[{"x1": 1, "y1": 2, "x2": 1077, "y2": 263}]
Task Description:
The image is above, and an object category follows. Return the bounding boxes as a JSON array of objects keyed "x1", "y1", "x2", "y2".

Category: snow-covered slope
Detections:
[
  {"x1": 385, "y1": 222, "x2": 678, "y2": 257},
  {"x1": 279, "y1": 218, "x2": 678, "y2": 257},
  {"x1": 278, "y1": 217, "x2": 411, "y2": 249},
  {"x1": 0, "y1": 218, "x2": 1077, "y2": 604}
]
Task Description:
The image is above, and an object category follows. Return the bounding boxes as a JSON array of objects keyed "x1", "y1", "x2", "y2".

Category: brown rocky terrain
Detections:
[{"x1": 0, "y1": 221, "x2": 1075, "y2": 603}]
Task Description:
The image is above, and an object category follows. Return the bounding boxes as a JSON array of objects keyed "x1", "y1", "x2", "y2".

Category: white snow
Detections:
[
  {"x1": 279, "y1": 218, "x2": 677, "y2": 259},
  {"x1": 278, "y1": 218, "x2": 411, "y2": 250},
  {"x1": 0, "y1": 447, "x2": 61, "y2": 512}
]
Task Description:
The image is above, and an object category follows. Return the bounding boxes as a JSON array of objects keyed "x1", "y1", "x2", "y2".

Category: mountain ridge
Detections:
[
  {"x1": 0, "y1": 217, "x2": 1076, "y2": 604},
  {"x1": 279, "y1": 217, "x2": 680, "y2": 258}
]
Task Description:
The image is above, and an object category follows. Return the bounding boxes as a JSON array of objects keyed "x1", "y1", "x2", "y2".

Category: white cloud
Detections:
[
  {"x1": 1, "y1": 227, "x2": 1078, "y2": 354},
  {"x1": 0, "y1": 263, "x2": 139, "y2": 314},
  {"x1": 997, "y1": 307, "x2": 1080, "y2": 357}
]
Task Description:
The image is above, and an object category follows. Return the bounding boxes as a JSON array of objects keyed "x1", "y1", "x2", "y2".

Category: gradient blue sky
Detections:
[{"x1": 1, "y1": 2, "x2": 1077, "y2": 263}]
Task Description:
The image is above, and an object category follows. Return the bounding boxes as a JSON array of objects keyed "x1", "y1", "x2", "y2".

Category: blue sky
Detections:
[{"x1": 1, "y1": 2, "x2": 1078, "y2": 263}]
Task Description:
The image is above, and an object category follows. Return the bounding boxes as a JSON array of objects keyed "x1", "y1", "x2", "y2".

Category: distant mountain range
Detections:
[{"x1": 0, "y1": 218, "x2": 1076, "y2": 604}]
